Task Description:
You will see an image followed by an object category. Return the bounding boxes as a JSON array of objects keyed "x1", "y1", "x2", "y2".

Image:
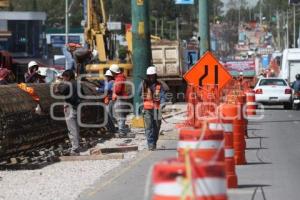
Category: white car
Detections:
[{"x1": 254, "y1": 78, "x2": 293, "y2": 109}]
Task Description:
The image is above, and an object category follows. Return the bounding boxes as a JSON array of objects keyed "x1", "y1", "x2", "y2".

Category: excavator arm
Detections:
[{"x1": 84, "y1": 0, "x2": 109, "y2": 62}]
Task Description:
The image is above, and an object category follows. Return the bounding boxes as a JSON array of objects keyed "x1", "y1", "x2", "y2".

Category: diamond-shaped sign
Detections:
[{"x1": 184, "y1": 51, "x2": 232, "y2": 91}]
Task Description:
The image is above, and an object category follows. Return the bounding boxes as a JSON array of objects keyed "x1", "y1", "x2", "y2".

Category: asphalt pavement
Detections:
[
  {"x1": 228, "y1": 106, "x2": 300, "y2": 200},
  {"x1": 79, "y1": 106, "x2": 300, "y2": 200}
]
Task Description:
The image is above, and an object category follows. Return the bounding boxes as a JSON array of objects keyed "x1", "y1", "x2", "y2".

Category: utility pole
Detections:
[
  {"x1": 155, "y1": 18, "x2": 158, "y2": 36},
  {"x1": 198, "y1": 0, "x2": 210, "y2": 57},
  {"x1": 276, "y1": 10, "x2": 281, "y2": 50},
  {"x1": 65, "y1": 0, "x2": 69, "y2": 67},
  {"x1": 287, "y1": 9, "x2": 290, "y2": 48},
  {"x1": 131, "y1": 0, "x2": 151, "y2": 114},
  {"x1": 176, "y1": 17, "x2": 179, "y2": 41},
  {"x1": 259, "y1": 0, "x2": 262, "y2": 24},
  {"x1": 293, "y1": 4, "x2": 296, "y2": 48},
  {"x1": 238, "y1": 1, "x2": 241, "y2": 26},
  {"x1": 161, "y1": 18, "x2": 164, "y2": 38}
]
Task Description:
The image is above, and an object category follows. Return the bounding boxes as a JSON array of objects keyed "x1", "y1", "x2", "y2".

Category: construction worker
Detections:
[
  {"x1": 0, "y1": 67, "x2": 14, "y2": 85},
  {"x1": 66, "y1": 43, "x2": 91, "y2": 75},
  {"x1": 292, "y1": 74, "x2": 300, "y2": 92},
  {"x1": 25, "y1": 61, "x2": 45, "y2": 83},
  {"x1": 96, "y1": 70, "x2": 117, "y2": 133},
  {"x1": 140, "y1": 66, "x2": 166, "y2": 151},
  {"x1": 109, "y1": 64, "x2": 130, "y2": 136},
  {"x1": 55, "y1": 70, "x2": 81, "y2": 156}
]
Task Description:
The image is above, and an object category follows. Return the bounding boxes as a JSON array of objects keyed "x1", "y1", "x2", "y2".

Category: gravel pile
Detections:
[
  {"x1": 0, "y1": 159, "x2": 124, "y2": 200},
  {"x1": 0, "y1": 104, "x2": 186, "y2": 200}
]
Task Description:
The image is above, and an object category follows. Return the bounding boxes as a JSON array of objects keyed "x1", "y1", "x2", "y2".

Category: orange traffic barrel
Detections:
[
  {"x1": 245, "y1": 90, "x2": 257, "y2": 116},
  {"x1": 178, "y1": 128, "x2": 224, "y2": 162},
  {"x1": 233, "y1": 119, "x2": 247, "y2": 165},
  {"x1": 208, "y1": 119, "x2": 238, "y2": 188},
  {"x1": 152, "y1": 159, "x2": 228, "y2": 200},
  {"x1": 219, "y1": 103, "x2": 247, "y2": 165}
]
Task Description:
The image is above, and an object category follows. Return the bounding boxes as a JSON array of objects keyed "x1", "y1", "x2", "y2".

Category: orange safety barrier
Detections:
[
  {"x1": 151, "y1": 158, "x2": 228, "y2": 200},
  {"x1": 177, "y1": 127, "x2": 224, "y2": 162},
  {"x1": 219, "y1": 103, "x2": 247, "y2": 165},
  {"x1": 245, "y1": 90, "x2": 257, "y2": 116},
  {"x1": 208, "y1": 118, "x2": 238, "y2": 188}
]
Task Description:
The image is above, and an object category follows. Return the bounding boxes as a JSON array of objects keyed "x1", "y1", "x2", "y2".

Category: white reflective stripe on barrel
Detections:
[
  {"x1": 222, "y1": 123, "x2": 233, "y2": 132},
  {"x1": 225, "y1": 148, "x2": 234, "y2": 158},
  {"x1": 246, "y1": 93, "x2": 255, "y2": 97},
  {"x1": 154, "y1": 178, "x2": 227, "y2": 197},
  {"x1": 209, "y1": 123, "x2": 223, "y2": 131},
  {"x1": 178, "y1": 140, "x2": 222, "y2": 150}
]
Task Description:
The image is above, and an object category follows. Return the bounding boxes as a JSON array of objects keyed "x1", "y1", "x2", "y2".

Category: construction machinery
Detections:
[{"x1": 84, "y1": 0, "x2": 133, "y2": 79}]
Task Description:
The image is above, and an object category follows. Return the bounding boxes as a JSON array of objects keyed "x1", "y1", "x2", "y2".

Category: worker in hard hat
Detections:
[
  {"x1": 140, "y1": 66, "x2": 167, "y2": 151},
  {"x1": 24, "y1": 61, "x2": 45, "y2": 83},
  {"x1": 96, "y1": 70, "x2": 117, "y2": 133},
  {"x1": 54, "y1": 69, "x2": 81, "y2": 156},
  {"x1": 0, "y1": 67, "x2": 14, "y2": 85},
  {"x1": 109, "y1": 64, "x2": 130, "y2": 137}
]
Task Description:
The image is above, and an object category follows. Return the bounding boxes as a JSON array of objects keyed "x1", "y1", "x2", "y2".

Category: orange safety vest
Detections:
[{"x1": 143, "y1": 83, "x2": 161, "y2": 110}]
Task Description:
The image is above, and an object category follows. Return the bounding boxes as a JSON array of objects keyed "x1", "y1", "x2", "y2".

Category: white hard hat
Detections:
[
  {"x1": 38, "y1": 68, "x2": 48, "y2": 76},
  {"x1": 239, "y1": 72, "x2": 244, "y2": 76},
  {"x1": 109, "y1": 64, "x2": 121, "y2": 74},
  {"x1": 105, "y1": 70, "x2": 113, "y2": 77},
  {"x1": 146, "y1": 66, "x2": 157, "y2": 75},
  {"x1": 28, "y1": 61, "x2": 38, "y2": 69}
]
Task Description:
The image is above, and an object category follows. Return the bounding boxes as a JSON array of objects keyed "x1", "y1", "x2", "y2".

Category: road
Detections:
[
  {"x1": 79, "y1": 107, "x2": 300, "y2": 200},
  {"x1": 229, "y1": 107, "x2": 300, "y2": 200}
]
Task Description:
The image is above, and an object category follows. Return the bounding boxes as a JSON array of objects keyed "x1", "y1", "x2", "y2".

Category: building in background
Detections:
[{"x1": 0, "y1": 11, "x2": 46, "y2": 58}]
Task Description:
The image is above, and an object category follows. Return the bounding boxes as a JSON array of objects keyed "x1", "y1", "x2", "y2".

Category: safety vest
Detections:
[{"x1": 143, "y1": 83, "x2": 161, "y2": 110}]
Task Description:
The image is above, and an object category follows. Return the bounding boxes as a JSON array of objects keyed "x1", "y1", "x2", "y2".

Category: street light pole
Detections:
[
  {"x1": 65, "y1": 0, "x2": 69, "y2": 68},
  {"x1": 293, "y1": 4, "x2": 296, "y2": 48},
  {"x1": 198, "y1": 0, "x2": 210, "y2": 56},
  {"x1": 259, "y1": 0, "x2": 262, "y2": 24}
]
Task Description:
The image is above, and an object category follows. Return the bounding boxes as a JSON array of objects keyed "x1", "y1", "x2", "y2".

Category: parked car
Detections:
[{"x1": 254, "y1": 78, "x2": 293, "y2": 109}]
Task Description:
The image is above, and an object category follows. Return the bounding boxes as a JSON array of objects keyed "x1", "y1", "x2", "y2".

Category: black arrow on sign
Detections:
[
  {"x1": 215, "y1": 65, "x2": 219, "y2": 85},
  {"x1": 199, "y1": 65, "x2": 208, "y2": 87}
]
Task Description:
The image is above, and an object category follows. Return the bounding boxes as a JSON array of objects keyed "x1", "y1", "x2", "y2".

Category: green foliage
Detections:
[{"x1": 4, "y1": 0, "x2": 224, "y2": 39}]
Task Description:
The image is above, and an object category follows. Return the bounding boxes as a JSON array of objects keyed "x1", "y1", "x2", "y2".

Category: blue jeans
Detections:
[
  {"x1": 105, "y1": 103, "x2": 117, "y2": 133},
  {"x1": 143, "y1": 109, "x2": 162, "y2": 147},
  {"x1": 64, "y1": 106, "x2": 80, "y2": 151},
  {"x1": 115, "y1": 99, "x2": 129, "y2": 135}
]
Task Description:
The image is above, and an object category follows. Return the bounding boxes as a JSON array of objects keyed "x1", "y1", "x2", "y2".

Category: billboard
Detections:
[{"x1": 224, "y1": 60, "x2": 256, "y2": 77}]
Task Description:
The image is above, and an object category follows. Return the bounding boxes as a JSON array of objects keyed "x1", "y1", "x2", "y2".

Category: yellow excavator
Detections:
[{"x1": 84, "y1": 0, "x2": 133, "y2": 80}]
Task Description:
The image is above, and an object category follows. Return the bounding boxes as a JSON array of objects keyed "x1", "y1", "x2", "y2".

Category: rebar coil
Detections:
[{"x1": 0, "y1": 82, "x2": 105, "y2": 159}]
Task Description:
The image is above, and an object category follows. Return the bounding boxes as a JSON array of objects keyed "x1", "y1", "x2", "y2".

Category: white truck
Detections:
[{"x1": 280, "y1": 48, "x2": 300, "y2": 83}]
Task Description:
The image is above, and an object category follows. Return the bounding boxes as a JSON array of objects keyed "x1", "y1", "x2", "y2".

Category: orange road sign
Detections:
[{"x1": 184, "y1": 51, "x2": 232, "y2": 91}]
